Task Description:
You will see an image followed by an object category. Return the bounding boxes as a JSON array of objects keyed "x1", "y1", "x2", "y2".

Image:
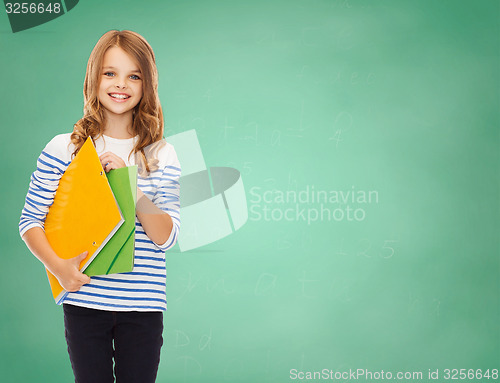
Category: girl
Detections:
[{"x1": 19, "y1": 30, "x2": 181, "y2": 382}]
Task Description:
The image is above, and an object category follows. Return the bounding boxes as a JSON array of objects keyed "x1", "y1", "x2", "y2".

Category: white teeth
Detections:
[{"x1": 109, "y1": 94, "x2": 130, "y2": 99}]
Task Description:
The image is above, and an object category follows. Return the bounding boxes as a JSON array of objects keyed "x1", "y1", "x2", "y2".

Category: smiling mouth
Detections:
[{"x1": 108, "y1": 93, "x2": 131, "y2": 99}]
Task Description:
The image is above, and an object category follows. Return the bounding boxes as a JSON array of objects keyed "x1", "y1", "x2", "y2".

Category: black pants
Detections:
[{"x1": 63, "y1": 303, "x2": 163, "y2": 383}]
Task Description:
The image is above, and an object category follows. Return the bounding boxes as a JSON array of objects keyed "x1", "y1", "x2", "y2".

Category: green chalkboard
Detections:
[{"x1": 1, "y1": 0, "x2": 498, "y2": 382}]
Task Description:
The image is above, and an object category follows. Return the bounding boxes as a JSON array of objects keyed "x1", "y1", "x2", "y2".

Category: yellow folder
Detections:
[{"x1": 44, "y1": 137, "x2": 124, "y2": 303}]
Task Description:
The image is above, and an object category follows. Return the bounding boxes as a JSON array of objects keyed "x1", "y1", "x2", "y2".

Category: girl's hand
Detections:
[
  {"x1": 52, "y1": 251, "x2": 92, "y2": 292},
  {"x1": 99, "y1": 152, "x2": 126, "y2": 172}
]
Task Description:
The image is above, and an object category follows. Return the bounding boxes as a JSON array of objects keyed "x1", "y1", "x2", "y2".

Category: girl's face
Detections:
[{"x1": 98, "y1": 46, "x2": 143, "y2": 120}]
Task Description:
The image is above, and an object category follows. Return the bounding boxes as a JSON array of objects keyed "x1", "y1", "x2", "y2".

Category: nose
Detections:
[{"x1": 114, "y1": 77, "x2": 126, "y2": 89}]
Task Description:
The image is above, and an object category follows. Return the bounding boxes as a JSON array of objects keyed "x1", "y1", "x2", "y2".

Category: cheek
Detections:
[
  {"x1": 133, "y1": 86, "x2": 143, "y2": 107},
  {"x1": 98, "y1": 82, "x2": 107, "y2": 96}
]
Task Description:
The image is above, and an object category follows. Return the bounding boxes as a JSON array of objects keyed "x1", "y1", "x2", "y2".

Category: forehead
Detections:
[{"x1": 102, "y1": 46, "x2": 141, "y2": 71}]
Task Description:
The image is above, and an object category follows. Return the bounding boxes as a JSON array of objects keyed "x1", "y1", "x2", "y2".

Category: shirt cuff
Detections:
[
  {"x1": 152, "y1": 223, "x2": 178, "y2": 252},
  {"x1": 19, "y1": 222, "x2": 44, "y2": 239}
]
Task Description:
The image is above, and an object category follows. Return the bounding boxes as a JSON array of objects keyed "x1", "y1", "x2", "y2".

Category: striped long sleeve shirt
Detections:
[{"x1": 19, "y1": 133, "x2": 181, "y2": 312}]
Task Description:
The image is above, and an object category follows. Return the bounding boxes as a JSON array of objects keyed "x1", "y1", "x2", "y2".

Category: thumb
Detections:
[{"x1": 72, "y1": 251, "x2": 89, "y2": 267}]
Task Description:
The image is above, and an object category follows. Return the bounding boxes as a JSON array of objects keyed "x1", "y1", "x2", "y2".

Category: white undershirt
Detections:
[{"x1": 94, "y1": 134, "x2": 138, "y2": 166}]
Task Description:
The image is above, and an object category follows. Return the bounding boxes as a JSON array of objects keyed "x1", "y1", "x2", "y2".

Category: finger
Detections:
[
  {"x1": 102, "y1": 161, "x2": 113, "y2": 173},
  {"x1": 77, "y1": 251, "x2": 89, "y2": 261},
  {"x1": 100, "y1": 155, "x2": 124, "y2": 171},
  {"x1": 107, "y1": 161, "x2": 123, "y2": 171},
  {"x1": 71, "y1": 251, "x2": 89, "y2": 267},
  {"x1": 103, "y1": 153, "x2": 124, "y2": 165},
  {"x1": 68, "y1": 273, "x2": 90, "y2": 290},
  {"x1": 100, "y1": 152, "x2": 117, "y2": 161},
  {"x1": 79, "y1": 274, "x2": 91, "y2": 285},
  {"x1": 99, "y1": 152, "x2": 112, "y2": 159},
  {"x1": 100, "y1": 156, "x2": 112, "y2": 165},
  {"x1": 99, "y1": 153, "x2": 114, "y2": 163},
  {"x1": 99, "y1": 159, "x2": 109, "y2": 170},
  {"x1": 63, "y1": 279, "x2": 84, "y2": 292}
]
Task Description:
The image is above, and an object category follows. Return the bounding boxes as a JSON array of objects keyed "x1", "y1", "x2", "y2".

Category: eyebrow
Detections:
[{"x1": 102, "y1": 66, "x2": 141, "y2": 73}]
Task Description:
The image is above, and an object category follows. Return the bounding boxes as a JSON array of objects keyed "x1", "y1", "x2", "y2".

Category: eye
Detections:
[
  {"x1": 130, "y1": 74, "x2": 141, "y2": 80},
  {"x1": 103, "y1": 72, "x2": 114, "y2": 77}
]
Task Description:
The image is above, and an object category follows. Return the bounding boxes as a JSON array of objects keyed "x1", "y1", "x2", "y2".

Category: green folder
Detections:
[{"x1": 84, "y1": 165, "x2": 137, "y2": 276}]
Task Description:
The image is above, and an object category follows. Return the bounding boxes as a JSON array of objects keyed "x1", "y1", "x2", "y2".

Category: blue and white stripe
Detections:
[{"x1": 19, "y1": 133, "x2": 181, "y2": 312}]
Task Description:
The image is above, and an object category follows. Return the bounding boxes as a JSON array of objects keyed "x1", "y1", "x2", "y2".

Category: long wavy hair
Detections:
[{"x1": 70, "y1": 30, "x2": 164, "y2": 176}]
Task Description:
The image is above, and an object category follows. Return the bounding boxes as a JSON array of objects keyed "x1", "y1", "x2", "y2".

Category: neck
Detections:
[{"x1": 102, "y1": 111, "x2": 135, "y2": 139}]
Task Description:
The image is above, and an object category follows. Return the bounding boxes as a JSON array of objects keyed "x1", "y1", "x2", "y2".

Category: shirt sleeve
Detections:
[
  {"x1": 150, "y1": 144, "x2": 181, "y2": 252},
  {"x1": 19, "y1": 136, "x2": 70, "y2": 238}
]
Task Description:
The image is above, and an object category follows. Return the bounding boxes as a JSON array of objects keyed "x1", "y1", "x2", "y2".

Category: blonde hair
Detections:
[{"x1": 70, "y1": 30, "x2": 164, "y2": 176}]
